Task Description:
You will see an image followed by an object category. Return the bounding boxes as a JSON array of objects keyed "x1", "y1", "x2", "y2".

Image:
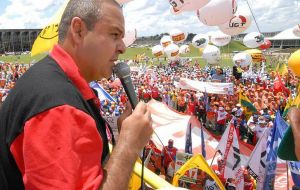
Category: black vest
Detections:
[{"x1": 0, "y1": 56, "x2": 110, "y2": 189}]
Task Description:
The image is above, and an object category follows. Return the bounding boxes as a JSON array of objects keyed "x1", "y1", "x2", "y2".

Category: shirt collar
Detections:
[{"x1": 50, "y1": 45, "x2": 96, "y2": 100}]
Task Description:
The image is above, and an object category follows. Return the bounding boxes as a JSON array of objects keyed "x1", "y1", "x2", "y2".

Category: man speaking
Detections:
[{"x1": 0, "y1": 0, "x2": 153, "y2": 189}]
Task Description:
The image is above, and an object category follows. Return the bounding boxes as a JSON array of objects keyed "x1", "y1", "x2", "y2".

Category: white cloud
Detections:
[
  {"x1": 0, "y1": 0, "x2": 65, "y2": 29},
  {"x1": 0, "y1": 0, "x2": 299, "y2": 36}
]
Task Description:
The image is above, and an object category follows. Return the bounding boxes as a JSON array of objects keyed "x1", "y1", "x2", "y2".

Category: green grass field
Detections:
[{"x1": 0, "y1": 40, "x2": 269, "y2": 69}]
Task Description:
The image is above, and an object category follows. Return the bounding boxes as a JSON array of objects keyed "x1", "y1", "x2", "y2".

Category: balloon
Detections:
[
  {"x1": 259, "y1": 39, "x2": 272, "y2": 50},
  {"x1": 169, "y1": 0, "x2": 210, "y2": 14},
  {"x1": 179, "y1": 45, "x2": 190, "y2": 54},
  {"x1": 197, "y1": 0, "x2": 237, "y2": 26},
  {"x1": 243, "y1": 32, "x2": 265, "y2": 48},
  {"x1": 210, "y1": 31, "x2": 231, "y2": 46},
  {"x1": 192, "y1": 34, "x2": 209, "y2": 48},
  {"x1": 233, "y1": 52, "x2": 252, "y2": 68},
  {"x1": 170, "y1": 29, "x2": 187, "y2": 43},
  {"x1": 288, "y1": 49, "x2": 300, "y2": 77},
  {"x1": 164, "y1": 43, "x2": 180, "y2": 60},
  {"x1": 202, "y1": 45, "x2": 221, "y2": 64},
  {"x1": 218, "y1": 14, "x2": 252, "y2": 36},
  {"x1": 244, "y1": 49, "x2": 263, "y2": 63},
  {"x1": 152, "y1": 45, "x2": 165, "y2": 57},
  {"x1": 123, "y1": 29, "x2": 136, "y2": 47},
  {"x1": 160, "y1": 35, "x2": 173, "y2": 48},
  {"x1": 292, "y1": 24, "x2": 300, "y2": 37},
  {"x1": 116, "y1": 0, "x2": 133, "y2": 4}
]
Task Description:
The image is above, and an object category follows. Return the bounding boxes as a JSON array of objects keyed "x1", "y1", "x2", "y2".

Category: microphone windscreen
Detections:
[{"x1": 113, "y1": 62, "x2": 131, "y2": 79}]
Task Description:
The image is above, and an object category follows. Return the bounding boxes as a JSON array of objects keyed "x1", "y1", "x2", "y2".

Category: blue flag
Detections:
[
  {"x1": 289, "y1": 162, "x2": 300, "y2": 187},
  {"x1": 201, "y1": 125, "x2": 206, "y2": 158},
  {"x1": 204, "y1": 90, "x2": 209, "y2": 112},
  {"x1": 276, "y1": 112, "x2": 300, "y2": 187},
  {"x1": 185, "y1": 123, "x2": 193, "y2": 154},
  {"x1": 263, "y1": 111, "x2": 282, "y2": 190},
  {"x1": 264, "y1": 111, "x2": 300, "y2": 189},
  {"x1": 90, "y1": 81, "x2": 116, "y2": 103}
]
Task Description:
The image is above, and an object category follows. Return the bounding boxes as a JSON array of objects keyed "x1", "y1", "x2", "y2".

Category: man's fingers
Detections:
[{"x1": 134, "y1": 102, "x2": 147, "y2": 114}]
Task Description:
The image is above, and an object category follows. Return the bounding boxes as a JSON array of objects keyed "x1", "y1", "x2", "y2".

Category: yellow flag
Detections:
[
  {"x1": 172, "y1": 154, "x2": 225, "y2": 190},
  {"x1": 279, "y1": 63, "x2": 288, "y2": 76},
  {"x1": 293, "y1": 93, "x2": 300, "y2": 108},
  {"x1": 275, "y1": 62, "x2": 280, "y2": 72},
  {"x1": 31, "y1": 0, "x2": 69, "y2": 56}
]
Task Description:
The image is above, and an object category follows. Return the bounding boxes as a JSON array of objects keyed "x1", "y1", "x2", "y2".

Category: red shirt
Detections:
[
  {"x1": 143, "y1": 90, "x2": 151, "y2": 99},
  {"x1": 120, "y1": 93, "x2": 127, "y2": 104},
  {"x1": 10, "y1": 45, "x2": 104, "y2": 189},
  {"x1": 162, "y1": 146, "x2": 177, "y2": 166},
  {"x1": 187, "y1": 101, "x2": 196, "y2": 115},
  {"x1": 244, "y1": 177, "x2": 255, "y2": 190},
  {"x1": 151, "y1": 89, "x2": 159, "y2": 99}
]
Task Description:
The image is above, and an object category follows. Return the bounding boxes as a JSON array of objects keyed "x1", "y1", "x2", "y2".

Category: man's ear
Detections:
[{"x1": 69, "y1": 17, "x2": 88, "y2": 44}]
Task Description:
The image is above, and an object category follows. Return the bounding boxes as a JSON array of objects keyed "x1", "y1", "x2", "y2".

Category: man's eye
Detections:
[{"x1": 111, "y1": 33, "x2": 119, "y2": 38}]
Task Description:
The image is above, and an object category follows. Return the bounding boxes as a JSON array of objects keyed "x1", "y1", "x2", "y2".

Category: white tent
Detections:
[{"x1": 267, "y1": 28, "x2": 300, "y2": 40}]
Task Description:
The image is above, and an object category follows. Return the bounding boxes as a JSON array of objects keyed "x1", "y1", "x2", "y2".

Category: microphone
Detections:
[{"x1": 113, "y1": 62, "x2": 138, "y2": 109}]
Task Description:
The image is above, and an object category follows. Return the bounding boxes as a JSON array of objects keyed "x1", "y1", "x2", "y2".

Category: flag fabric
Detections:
[
  {"x1": 217, "y1": 122, "x2": 244, "y2": 190},
  {"x1": 279, "y1": 63, "x2": 288, "y2": 76},
  {"x1": 185, "y1": 123, "x2": 193, "y2": 154},
  {"x1": 201, "y1": 124, "x2": 206, "y2": 158},
  {"x1": 247, "y1": 128, "x2": 271, "y2": 190},
  {"x1": 292, "y1": 93, "x2": 300, "y2": 108},
  {"x1": 275, "y1": 62, "x2": 288, "y2": 76},
  {"x1": 172, "y1": 154, "x2": 225, "y2": 190},
  {"x1": 90, "y1": 81, "x2": 116, "y2": 102},
  {"x1": 239, "y1": 91, "x2": 257, "y2": 113},
  {"x1": 263, "y1": 111, "x2": 290, "y2": 190},
  {"x1": 282, "y1": 96, "x2": 293, "y2": 117},
  {"x1": 204, "y1": 90, "x2": 210, "y2": 112},
  {"x1": 273, "y1": 73, "x2": 289, "y2": 96},
  {"x1": 289, "y1": 162, "x2": 300, "y2": 187},
  {"x1": 275, "y1": 112, "x2": 300, "y2": 188}
]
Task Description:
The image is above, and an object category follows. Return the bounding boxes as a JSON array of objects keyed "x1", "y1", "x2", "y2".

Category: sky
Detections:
[{"x1": 0, "y1": 0, "x2": 299, "y2": 37}]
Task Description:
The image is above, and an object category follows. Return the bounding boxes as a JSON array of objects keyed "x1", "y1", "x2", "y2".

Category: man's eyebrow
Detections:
[{"x1": 111, "y1": 26, "x2": 124, "y2": 36}]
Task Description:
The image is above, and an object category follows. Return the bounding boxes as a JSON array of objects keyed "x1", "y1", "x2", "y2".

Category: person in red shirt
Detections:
[
  {"x1": 243, "y1": 169, "x2": 255, "y2": 190},
  {"x1": 187, "y1": 97, "x2": 196, "y2": 115},
  {"x1": 177, "y1": 93, "x2": 186, "y2": 112},
  {"x1": 143, "y1": 86, "x2": 151, "y2": 103},
  {"x1": 151, "y1": 86, "x2": 160, "y2": 101},
  {"x1": 161, "y1": 139, "x2": 177, "y2": 180},
  {"x1": 120, "y1": 92, "x2": 127, "y2": 104},
  {"x1": 0, "y1": 1, "x2": 153, "y2": 189}
]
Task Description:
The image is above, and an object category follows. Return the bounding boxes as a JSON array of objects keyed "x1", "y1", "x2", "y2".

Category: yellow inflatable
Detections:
[
  {"x1": 288, "y1": 49, "x2": 300, "y2": 77},
  {"x1": 244, "y1": 49, "x2": 263, "y2": 63}
]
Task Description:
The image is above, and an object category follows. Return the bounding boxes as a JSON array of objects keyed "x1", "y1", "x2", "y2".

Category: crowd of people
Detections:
[
  {"x1": 94, "y1": 59, "x2": 298, "y2": 146},
  {"x1": 1, "y1": 57, "x2": 299, "y2": 189},
  {"x1": 0, "y1": 63, "x2": 30, "y2": 102},
  {"x1": 1, "y1": 59, "x2": 299, "y2": 145}
]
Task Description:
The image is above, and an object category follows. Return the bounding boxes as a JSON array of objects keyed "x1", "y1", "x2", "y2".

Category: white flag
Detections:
[
  {"x1": 247, "y1": 128, "x2": 270, "y2": 190},
  {"x1": 217, "y1": 122, "x2": 244, "y2": 190}
]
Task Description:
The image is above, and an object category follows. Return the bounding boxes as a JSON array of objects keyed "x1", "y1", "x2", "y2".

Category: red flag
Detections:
[{"x1": 273, "y1": 73, "x2": 289, "y2": 96}]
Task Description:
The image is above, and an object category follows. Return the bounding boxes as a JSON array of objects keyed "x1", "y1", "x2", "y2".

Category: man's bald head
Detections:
[{"x1": 58, "y1": 0, "x2": 121, "y2": 44}]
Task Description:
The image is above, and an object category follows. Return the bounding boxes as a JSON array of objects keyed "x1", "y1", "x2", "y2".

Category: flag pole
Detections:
[
  {"x1": 286, "y1": 161, "x2": 289, "y2": 190},
  {"x1": 210, "y1": 150, "x2": 218, "y2": 167}
]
